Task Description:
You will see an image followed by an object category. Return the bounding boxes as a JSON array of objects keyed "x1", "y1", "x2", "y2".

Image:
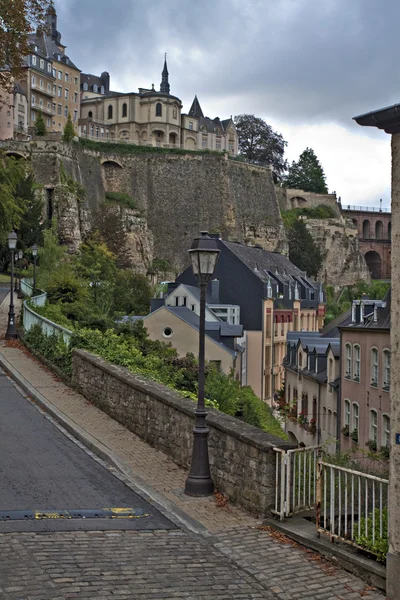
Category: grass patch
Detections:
[
  {"x1": 79, "y1": 138, "x2": 222, "y2": 157},
  {"x1": 105, "y1": 192, "x2": 137, "y2": 210},
  {"x1": 0, "y1": 273, "x2": 10, "y2": 283}
]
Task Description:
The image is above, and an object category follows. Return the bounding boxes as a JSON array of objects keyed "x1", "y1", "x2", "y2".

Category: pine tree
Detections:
[
  {"x1": 284, "y1": 147, "x2": 328, "y2": 194},
  {"x1": 34, "y1": 110, "x2": 47, "y2": 136},
  {"x1": 62, "y1": 113, "x2": 75, "y2": 143},
  {"x1": 287, "y1": 219, "x2": 322, "y2": 278}
]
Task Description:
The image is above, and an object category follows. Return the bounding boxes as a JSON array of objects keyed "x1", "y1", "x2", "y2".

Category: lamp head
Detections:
[
  {"x1": 31, "y1": 244, "x2": 38, "y2": 257},
  {"x1": 18, "y1": 250, "x2": 23, "y2": 260},
  {"x1": 7, "y1": 231, "x2": 17, "y2": 250},
  {"x1": 188, "y1": 231, "x2": 220, "y2": 284}
]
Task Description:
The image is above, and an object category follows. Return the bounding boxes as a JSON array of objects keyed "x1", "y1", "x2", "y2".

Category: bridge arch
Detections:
[
  {"x1": 365, "y1": 250, "x2": 382, "y2": 279},
  {"x1": 362, "y1": 219, "x2": 370, "y2": 239},
  {"x1": 375, "y1": 220, "x2": 383, "y2": 240},
  {"x1": 5, "y1": 151, "x2": 29, "y2": 160}
]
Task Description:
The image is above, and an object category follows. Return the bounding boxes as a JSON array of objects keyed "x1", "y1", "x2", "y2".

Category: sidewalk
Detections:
[{"x1": 0, "y1": 294, "x2": 385, "y2": 599}]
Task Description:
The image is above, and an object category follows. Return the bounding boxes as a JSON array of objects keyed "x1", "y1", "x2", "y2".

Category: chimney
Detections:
[
  {"x1": 101, "y1": 72, "x2": 110, "y2": 93},
  {"x1": 211, "y1": 279, "x2": 220, "y2": 304}
]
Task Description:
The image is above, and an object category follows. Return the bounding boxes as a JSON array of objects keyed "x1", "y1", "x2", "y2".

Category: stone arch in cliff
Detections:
[
  {"x1": 289, "y1": 196, "x2": 307, "y2": 209},
  {"x1": 365, "y1": 250, "x2": 382, "y2": 279},
  {"x1": 5, "y1": 150, "x2": 29, "y2": 160},
  {"x1": 101, "y1": 159, "x2": 124, "y2": 192}
]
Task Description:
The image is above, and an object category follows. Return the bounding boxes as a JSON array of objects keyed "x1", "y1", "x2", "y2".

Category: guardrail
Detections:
[
  {"x1": 342, "y1": 205, "x2": 391, "y2": 213},
  {"x1": 316, "y1": 461, "x2": 389, "y2": 557},
  {"x1": 21, "y1": 278, "x2": 72, "y2": 346},
  {"x1": 273, "y1": 445, "x2": 321, "y2": 519}
]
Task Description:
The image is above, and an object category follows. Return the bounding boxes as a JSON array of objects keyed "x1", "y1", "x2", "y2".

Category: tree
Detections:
[
  {"x1": 34, "y1": 110, "x2": 47, "y2": 136},
  {"x1": 0, "y1": 153, "x2": 25, "y2": 244},
  {"x1": 15, "y1": 173, "x2": 45, "y2": 250},
  {"x1": 287, "y1": 219, "x2": 322, "y2": 278},
  {"x1": 112, "y1": 270, "x2": 153, "y2": 316},
  {"x1": 234, "y1": 114, "x2": 288, "y2": 178},
  {"x1": 62, "y1": 113, "x2": 75, "y2": 143},
  {"x1": 284, "y1": 147, "x2": 328, "y2": 194},
  {"x1": 0, "y1": 0, "x2": 47, "y2": 94}
]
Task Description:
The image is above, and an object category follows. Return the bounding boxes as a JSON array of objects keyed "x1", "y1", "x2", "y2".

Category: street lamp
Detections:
[
  {"x1": 5, "y1": 231, "x2": 18, "y2": 340},
  {"x1": 185, "y1": 231, "x2": 220, "y2": 497},
  {"x1": 17, "y1": 250, "x2": 23, "y2": 299},
  {"x1": 31, "y1": 244, "x2": 38, "y2": 294}
]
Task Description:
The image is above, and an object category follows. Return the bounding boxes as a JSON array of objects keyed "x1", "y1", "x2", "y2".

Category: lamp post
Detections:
[
  {"x1": 185, "y1": 232, "x2": 220, "y2": 497},
  {"x1": 5, "y1": 231, "x2": 18, "y2": 340},
  {"x1": 17, "y1": 250, "x2": 23, "y2": 298},
  {"x1": 31, "y1": 244, "x2": 38, "y2": 294}
]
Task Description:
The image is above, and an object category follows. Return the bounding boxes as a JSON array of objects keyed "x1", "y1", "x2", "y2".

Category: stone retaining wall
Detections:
[{"x1": 72, "y1": 349, "x2": 292, "y2": 515}]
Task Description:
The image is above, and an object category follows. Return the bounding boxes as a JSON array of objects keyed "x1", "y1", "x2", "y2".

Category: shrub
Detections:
[
  {"x1": 25, "y1": 325, "x2": 72, "y2": 375},
  {"x1": 355, "y1": 508, "x2": 388, "y2": 562},
  {"x1": 105, "y1": 191, "x2": 137, "y2": 210}
]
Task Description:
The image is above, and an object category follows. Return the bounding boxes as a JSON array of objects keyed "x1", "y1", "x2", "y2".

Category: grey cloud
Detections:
[{"x1": 56, "y1": 0, "x2": 399, "y2": 130}]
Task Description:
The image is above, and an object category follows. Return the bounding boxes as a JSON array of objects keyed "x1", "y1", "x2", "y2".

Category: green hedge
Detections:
[
  {"x1": 79, "y1": 138, "x2": 222, "y2": 157},
  {"x1": 105, "y1": 192, "x2": 137, "y2": 210}
]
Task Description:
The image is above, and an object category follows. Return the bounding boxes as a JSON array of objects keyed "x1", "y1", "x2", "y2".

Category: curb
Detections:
[{"x1": 0, "y1": 351, "x2": 209, "y2": 537}]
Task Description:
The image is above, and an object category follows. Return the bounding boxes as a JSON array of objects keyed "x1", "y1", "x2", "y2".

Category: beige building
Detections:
[
  {"x1": 142, "y1": 305, "x2": 243, "y2": 377},
  {"x1": 79, "y1": 60, "x2": 238, "y2": 153},
  {"x1": 0, "y1": 81, "x2": 28, "y2": 141},
  {"x1": 0, "y1": 86, "x2": 14, "y2": 140},
  {"x1": 19, "y1": 2, "x2": 80, "y2": 133}
]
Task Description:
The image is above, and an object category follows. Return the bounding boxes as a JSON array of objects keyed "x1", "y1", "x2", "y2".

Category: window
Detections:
[
  {"x1": 175, "y1": 297, "x2": 179, "y2": 307},
  {"x1": 191, "y1": 304, "x2": 195, "y2": 311},
  {"x1": 52, "y1": 68, "x2": 56, "y2": 78},
  {"x1": 95, "y1": 126, "x2": 99, "y2": 138},
  {"x1": 323, "y1": 407, "x2": 327, "y2": 430},
  {"x1": 182, "y1": 297, "x2": 187, "y2": 306},
  {"x1": 64, "y1": 106, "x2": 68, "y2": 117},
  {"x1": 210, "y1": 360, "x2": 222, "y2": 371},
  {"x1": 371, "y1": 348, "x2": 379, "y2": 387},
  {"x1": 40, "y1": 59, "x2": 44, "y2": 69},
  {"x1": 90, "y1": 125, "x2": 94, "y2": 136},
  {"x1": 47, "y1": 63, "x2": 52, "y2": 73},
  {"x1": 88, "y1": 111, "x2": 93, "y2": 118},
  {"x1": 352, "y1": 402, "x2": 359, "y2": 434},
  {"x1": 65, "y1": 89, "x2": 69, "y2": 100},
  {"x1": 31, "y1": 94, "x2": 35, "y2": 106},
  {"x1": 57, "y1": 104, "x2": 62, "y2": 115},
  {"x1": 32, "y1": 76, "x2": 36, "y2": 87},
  {"x1": 75, "y1": 77, "x2": 79, "y2": 86},
  {"x1": 202, "y1": 137, "x2": 207, "y2": 148},
  {"x1": 108, "y1": 105, "x2": 113, "y2": 119},
  {"x1": 93, "y1": 84, "x2": 98, "y2": 93},
  {"x1": 173, "y1": 106, "x2": 177, "y2": 119},
  {"x1": 74, "y1": 92, "x2": 78, "y2": 103},
  {"x1": 216, "y1": 140, "x2": 221, "y2": 150},
  {"x1": 31, "y1": 110, "x2": 36, "y2": 121},
  {"x1": 40, "y1": 79, "x2": 43, "y2": 88},
  {"x1": 73, "y1": 109, "x2": 78, "y2": 122},
  {"x1": 47, "y1": 83, "x2": 51, "y2": 92},
  {"x1": 327, "y1": 409, "x2": 332, "y2": 434},
  {"x1": 39, "y1": 98, "x2": 43, "y2": 107},
  {"x1": 83, "y1": 82, "x2": 88, "y2": 91},
  {"x1": 58, "y1": 71, "x2": 62, "y2": 80},
  {"x1": 47, "y1": 101, "x2": 51, "y2": 111},
  {"x1": 156, "y1": 102, "x2": 162, "y2": 117},
  {"x1": 58, "y1": 86, "x2": 62, "y2": 97},
  {"x1": 370, "y1": 409, "x2": 378, "y2": 442},
  {"x1": 53, "y1": 84, "x2": 56, "y2": 95},
  {"x1": 163, "y1": 327, "x2": 173, "y2": 338},
  {"x1": 344, "y1": 399, "x2": 350, "y2": 427},
  {"x1": 189, "y1": 121, "x2": 193, "y2": 130},
  {"x1": 32, "y1": 55, "x2": 37, "y2": 66},
  {"x1": 382, "y1": 414, "x2": 390, "y2": 447},
  {"x1": 353, "y1": 345, "x2": 360, "y2": 381},
  {"x1": 47, "y1": 117, "x2": 51, "y2": 127},
  {"x1": 122, "y1": 103, "x2": 127, "y2": 117},
  {"x1": 52, "y1": 103, "x2": 56, "y2": 113},
  {"x1": 65, "y1": 73, "x2": 69, "y2": 82},
  {"x1": 345, "y1": 344, "x2": 352, "y2": 378},
  {"x1": 101, "y1": 86, "x2": 105, "y2": 94},
  {"x1": 383, "y1": 350, "x2": 390, "y2": 390}
]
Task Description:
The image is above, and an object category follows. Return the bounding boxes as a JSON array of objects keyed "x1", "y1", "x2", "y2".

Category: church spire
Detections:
[
  {"x1": 188, "y1": 95, "x2": 204, "y2": 119},
  {"x1": 160, "y1": 53, "x2": 170, "y2": 94},
  {"x1": 46, "y1": 1, "x2": 58, "y2": 41}
]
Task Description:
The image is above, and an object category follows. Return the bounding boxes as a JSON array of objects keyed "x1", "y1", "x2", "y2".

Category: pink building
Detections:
[
  {"x1": 0, "y1": 87, "x2": 14, "y2": 140},
  {"x1": 340, "y1": 293, "x2": 391, "y2": 453}
]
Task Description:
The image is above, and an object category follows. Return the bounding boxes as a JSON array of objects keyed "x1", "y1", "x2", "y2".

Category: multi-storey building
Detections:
[
  {"x1": 78, "y1": 60, "x2": 238, "y2": 153},
  {"x1": 0, "y1": 81, "x2": 28, "y2": 140},
  {"x1": 177, "y1": 236, "x2": 325, "y2": 401},
  {"x1": 18, "y1": 1, "x2": 80, "y2": 133}
]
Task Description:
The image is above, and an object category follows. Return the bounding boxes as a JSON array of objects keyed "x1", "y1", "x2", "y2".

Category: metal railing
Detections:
[
  {"x1": 342, "y1": 205, "x2": 391, "y2": 213},
  {"x1": 273, "y1": 445, "x2": 321, "y2": 519},
  {"x1": 21, "y1": 278, "x2": 72, "y2": 346},
  {"x1": 316, "y1": 461, "x2": 388, "y2": 556}
]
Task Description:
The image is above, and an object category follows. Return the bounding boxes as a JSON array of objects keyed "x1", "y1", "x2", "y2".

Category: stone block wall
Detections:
[{"x1": 72, "y1": 349, "x2": 292, "y2": 515}]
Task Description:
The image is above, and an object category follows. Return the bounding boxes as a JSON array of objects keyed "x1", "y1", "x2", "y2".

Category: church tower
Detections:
[{"x1": 160, "y1": 55, "x2": 170, "y2": 94}]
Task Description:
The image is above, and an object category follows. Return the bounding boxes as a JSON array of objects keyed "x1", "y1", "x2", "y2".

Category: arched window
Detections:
[
  {"x1": 83, "y1": 82, "x2": 88, "y2": 91},
  {"x1": 344, "y1": 399, "x2": 351, "y2": 428},
  {"x1": 100, "y1": 86, "x2": 105, "y2": 95},
  {"x1": 122, "y1": 103, "x2": 127, "y2": 118},
  {"x1": 323, "y1": 407, "x2": 327, "y2": 430},
  {"x1": 352, "y1": 402, "x2": 359, "y2": 436},
  {"x1": 156, "y1": 102, "x2": 162, "y2": 117},
  {"x1": 375, "y1": 220, "x2": 383, "y2": 240},
  {"x1": 362, "y1": 219, "x2": 370, "y2": 239},
  {"x1": 353, "y1": 344, "x2": 360, "y2": 381},
  {"x1": 345, "y1": 343, "x2": 352, "y2": 378},
  {"x1": 93, "y1": 84, "x2": 98, "y2": 93},
  {"x1": 88, "y1": 111, "x2": 93, "y2": 118},
  {"x1": 382, "y1": 414, "x2": 390, "y2": 447},
  {"x1": 172, "y1": 106, "x2": 177, "y2": 119},
  {"x1": 370, "y1": 409, "x2": 378, "y2": 443},
  {"x1": 327, "y1": 409, "x2": 332, "y2": 435},
  {"x1": 383, "y1": 349, "x2": 390, "y2": 390},
  {"x1": 108, "y1": 105, "x2": 113, "y2": 119},
  {"x1": 371, "y1": 347, "x2": 379, "y2": 387}
]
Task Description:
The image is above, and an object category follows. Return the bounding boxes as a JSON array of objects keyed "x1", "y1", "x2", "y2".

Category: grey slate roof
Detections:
[
  {"x1": 320, "y1": 309, "x2": 352, "y2": 338},
  {"x1": 341, "y1": 289, "x2": 391, "y2": 331},
  {"x1": 188, "y1": 96, "x2": 204, "y2": 119},
  {"x1": 221, "y1": 241, "x2": 318, "y2": 288}
]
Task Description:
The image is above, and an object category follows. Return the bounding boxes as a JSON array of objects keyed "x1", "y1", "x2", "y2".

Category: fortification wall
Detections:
[
  {"x1": 276, "y1": 186, "x2": 340, "y2": 215},
  {"x1": 0, "y1": 141, "x2": 287, "y2": 273}
]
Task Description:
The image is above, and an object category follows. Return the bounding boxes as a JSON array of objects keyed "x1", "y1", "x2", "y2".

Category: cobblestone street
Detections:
[{"x1": 0, "y1": 293, "x2": 386, "y2": 599}]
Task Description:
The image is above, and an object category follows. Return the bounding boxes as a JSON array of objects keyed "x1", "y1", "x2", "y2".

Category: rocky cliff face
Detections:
[
  {"x1": 305, "y1": 217, "x2": 370, "y2": 287},
  {"x1": 1, "y1": 140, "x2": 369, "y2": 286}
]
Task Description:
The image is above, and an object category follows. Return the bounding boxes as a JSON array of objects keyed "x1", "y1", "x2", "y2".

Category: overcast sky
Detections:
[{"x1": 55, "y1": 0, "x2": 396, "y2": 207}]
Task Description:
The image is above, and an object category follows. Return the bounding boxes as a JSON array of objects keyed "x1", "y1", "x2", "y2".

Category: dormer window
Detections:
[
  {"x1": 93, "y1": 84, "x2": 98, "y2": 93},
  {"x1": 100, "y1": 86, "x2": 105, "y2": 95},
  {"x1": 83, "y1": 82, "x2": 88, "y2": 91}
]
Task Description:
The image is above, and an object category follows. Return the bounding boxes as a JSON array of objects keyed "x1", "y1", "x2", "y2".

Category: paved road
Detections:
[
  {"x1": 0, "y1": 287, "x2": 8, "y2": 308},
  {"x1": 0, "y1": 370, "x2": 176, "y2": 532}
]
